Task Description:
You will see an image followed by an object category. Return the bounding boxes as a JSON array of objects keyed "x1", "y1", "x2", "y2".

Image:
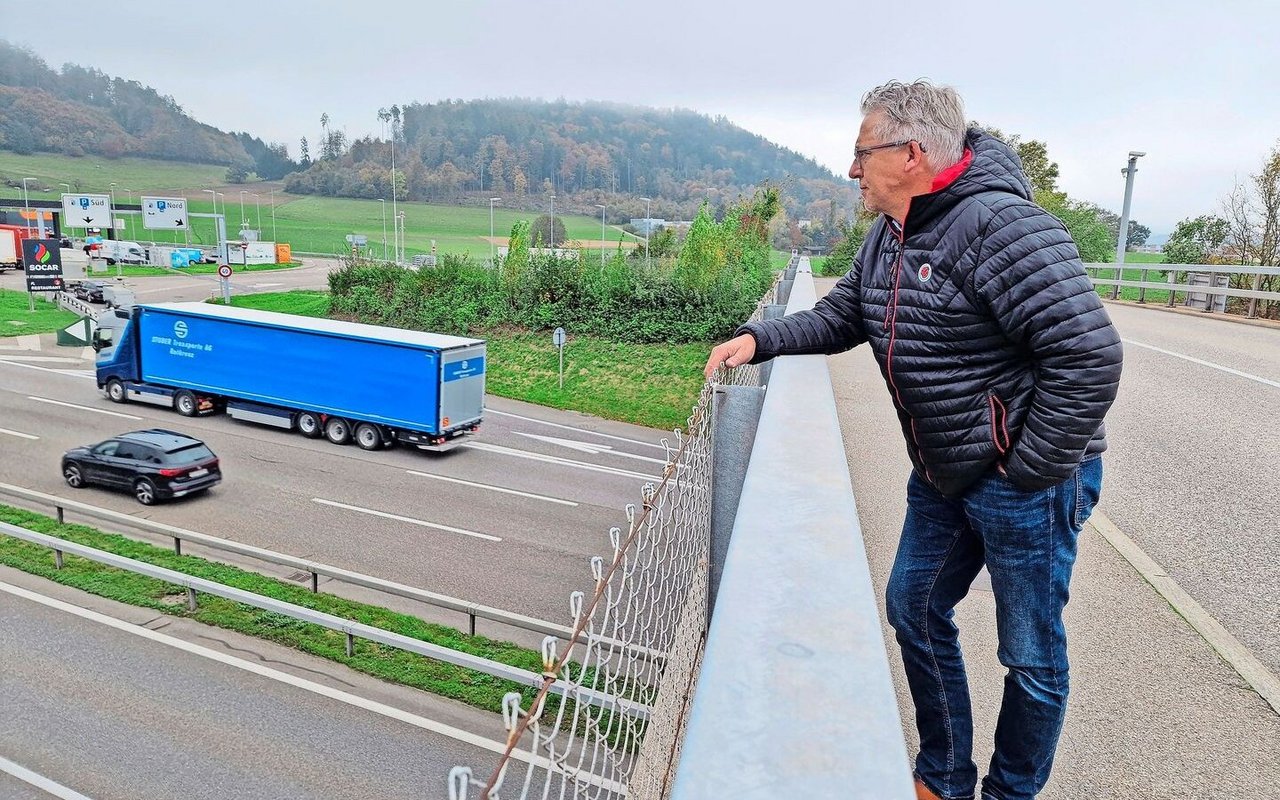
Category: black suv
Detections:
[{"x1": 61, "y1": 429, "x2": 222, "y2": 505}]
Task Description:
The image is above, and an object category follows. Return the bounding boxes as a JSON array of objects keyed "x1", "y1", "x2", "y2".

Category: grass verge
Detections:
[
  {"x1": 0, "y1": 288, "x2": 80, "y2": 336},
  {"x1": 0, "y1": 503, "x2": 548, "y2": 713}
]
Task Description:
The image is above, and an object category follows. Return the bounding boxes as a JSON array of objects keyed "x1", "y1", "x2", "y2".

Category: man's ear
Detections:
[{"x1": 904, "y1": 141, "x2": 930, "y2": 174}]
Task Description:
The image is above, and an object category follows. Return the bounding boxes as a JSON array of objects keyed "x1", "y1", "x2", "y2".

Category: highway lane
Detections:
[
  {"x1": 1096, "y1": 303, "x2": 1280, "y2": 675},
  {"x1": 0, "y1": 356, "x2": 667, "y2": 630},
  {"x1": 0, "y1": 578, "x2": 497, "y2": 800}
]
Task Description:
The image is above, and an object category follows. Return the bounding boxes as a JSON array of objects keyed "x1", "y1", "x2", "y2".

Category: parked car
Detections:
[
  {"x1": 72, "y1": 280, "x2": 108, "y2": 304},
  {"x1": 61, "y1": 429, "x2": 222, "y2": 505}
]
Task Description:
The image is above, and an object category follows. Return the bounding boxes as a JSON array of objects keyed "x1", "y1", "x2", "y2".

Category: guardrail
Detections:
[
  {"x1": 0, "y1": 518, "x2": 645, "y2": 719},
  {"x1": 0, "y1": 481, "x2": 579, "y2": 644},
  {"x1": 1085, "y1": 262, "x2": 1280, "y2": 317}
]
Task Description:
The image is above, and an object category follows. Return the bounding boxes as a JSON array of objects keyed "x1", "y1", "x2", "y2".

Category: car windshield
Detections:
[{"x1": 164, "y1": 443, "x2": 214, "y2": 463}]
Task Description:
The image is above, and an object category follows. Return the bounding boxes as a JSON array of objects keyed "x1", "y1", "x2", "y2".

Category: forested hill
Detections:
[
  {"x1": 287, "y1": 98, "x2": 859, "y2": 220},
  {"x1": 0, "y1": 40, "x2": 294, "y2": 178}
]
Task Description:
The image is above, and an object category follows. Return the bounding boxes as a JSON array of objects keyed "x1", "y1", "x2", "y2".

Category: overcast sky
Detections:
[{"x1": 3, "y1": 0, "x2": 1278, "y2": 235}]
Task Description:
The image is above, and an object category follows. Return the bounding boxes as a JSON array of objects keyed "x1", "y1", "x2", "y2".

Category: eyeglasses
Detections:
[{"x1": 852, "y1": 140, "x2": 923, "y2": 166}]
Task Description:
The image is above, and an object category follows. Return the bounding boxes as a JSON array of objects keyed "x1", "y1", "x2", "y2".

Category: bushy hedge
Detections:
[{"x1": 328, "y1": 202, "x2": 778, "y2": 343}]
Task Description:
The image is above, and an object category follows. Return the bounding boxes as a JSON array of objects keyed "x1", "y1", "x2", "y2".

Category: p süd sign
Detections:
[{"x1": 22, "y1": 239, "x2": 65, "y2": 292}]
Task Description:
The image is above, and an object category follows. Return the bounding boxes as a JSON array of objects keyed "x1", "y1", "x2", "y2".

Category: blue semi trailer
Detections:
[{"x1": 93, "y1": 302, "x2": 485, "y2": 450}]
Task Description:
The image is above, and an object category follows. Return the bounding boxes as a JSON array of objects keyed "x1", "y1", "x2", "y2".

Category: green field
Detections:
[
  {"x1": 2, "y1": 152, "x2": 640, "y2": 259},
  {"x1": 1089, "y1": 253, "x2": 1178, "y2": 302}
]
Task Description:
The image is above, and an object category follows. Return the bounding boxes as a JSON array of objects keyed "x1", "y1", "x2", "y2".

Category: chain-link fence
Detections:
[{"x1": 448, "y1": 272, "x2": 784, "y2": 800}]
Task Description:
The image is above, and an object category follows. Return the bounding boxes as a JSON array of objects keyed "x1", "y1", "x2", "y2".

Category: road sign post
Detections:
[
  {"x1": 216, "y1": 263, "x2": 233, "y2": 304},
  {"x1": 553, "y1": 326, "x2": 566, "y2": 389}
]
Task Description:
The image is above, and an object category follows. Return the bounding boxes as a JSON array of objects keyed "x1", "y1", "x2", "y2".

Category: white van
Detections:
[{"x1": 94, "y1": 240, "x2": 147, "y2": 265}]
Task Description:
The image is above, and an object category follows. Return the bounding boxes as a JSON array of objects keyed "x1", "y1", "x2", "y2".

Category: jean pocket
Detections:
[{"x1": 1072, "y1": 458, "x2": 1104, "y2": 529}]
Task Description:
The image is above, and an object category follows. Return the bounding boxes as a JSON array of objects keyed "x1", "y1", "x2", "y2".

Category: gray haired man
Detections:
[{"x1": 705, "y1": 80, "x2": 1123, "y2": 800}]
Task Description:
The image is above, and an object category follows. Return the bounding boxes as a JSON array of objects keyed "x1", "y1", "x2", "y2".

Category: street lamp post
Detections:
[
  {"x1": 21, "y1": 177, "x2": 37, "y2": 236},
  {"x1": 1114, "y1": 151, "x2": 1146, "y2": 299},
  {"x1": 489, "y1": 197, "x2": 501, "y2": 264},
  {"x1": 238, "y1": 190, "x2": 247, "y2": 230},
  {"x1": 641, "y1": 197, "x2": 651, "y2": 269},
  {"x1": 202, "y1": 189, "x2": 218, "y2": 250},
  {"x1": 379, "y1": 199, "x2": 387, "y2": 260},
  {"x1": 123, "y1": 188, "x2": 134, "y2": 238},
  {"x1": 108, "y1": 182, "x2": 117, "y2": 238},
  {"x1": 252, "y1": 193, "x2": 262, "y2": 234},
  {"x1": 269, "y1": 189, "x2": 278, "y2": 243},
  {"x1": 596, "y1": 204, "x2": 606, "y2": 265},
  {"x1": 549, "y1": 194, "x2": 556, "y2": 250}
]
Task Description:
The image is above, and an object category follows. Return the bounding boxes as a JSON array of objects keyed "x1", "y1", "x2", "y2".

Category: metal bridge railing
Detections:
[
  {"x1": 1086, "y1": 262, "x2": 1280, "y2": 317},
  {"x1": 450, "y1": 258, "x2": 914, "y2": 799}
]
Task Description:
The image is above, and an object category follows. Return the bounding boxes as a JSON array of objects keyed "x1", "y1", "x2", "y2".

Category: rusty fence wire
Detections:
[{"x1": 448, "y1": 269, "x2": 786, "y2": 800}]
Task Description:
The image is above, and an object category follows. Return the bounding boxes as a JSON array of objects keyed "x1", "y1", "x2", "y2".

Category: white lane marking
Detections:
[
  {"x1": 252, "y1": 283, "x2": 284, "y2": 288},
  {"x1": 0, "y1": 360, "x2": 96, "y2": 379},
  {"x1": 0, "y1": 580, "x2": 543, "y2": 772},
  {"x1": 405, "y1": 470, "x2": 577, "y2": 506},
  {"x1": 27, "y1": 396, "x2": 142, "y2": 420},
  {"x1": 1090, "y1": 510, "x2": 1280, "y2": 715},
  {"x1": 311, "y1": 498, "x2": 502, "y2": 542},
  {"x1": 1122, "y1": 338, "x2": 1280, "y2": 390},
  {"x1": 0, "y1": 754, "x2": 94, "y2": 800},
  {"x1": 486, "y1": 408, "x2": 665, "y2": 450},
  {"x1": 0, "y1": 355, "x2": 82, "y2": 363},
  {"x1": 0, "y1": 427, "x2": 38, "y2": 440},
  {"x1": 463, "y1": 441, "x2": 660, "y2": 482},
  {"x1": 513, "y1": 432, "x2": 669, "y2": 466}
]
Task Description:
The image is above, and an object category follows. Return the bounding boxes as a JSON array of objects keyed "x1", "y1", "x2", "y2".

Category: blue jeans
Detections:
[{"x1": 886, "y1": 456, "x2": 1103, "y2": 800}]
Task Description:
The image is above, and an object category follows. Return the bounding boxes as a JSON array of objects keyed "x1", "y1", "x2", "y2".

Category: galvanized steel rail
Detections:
[
  {"x1": 0, "y1": 481, "x2": 574, "y2": 642},
  {"x1": 0, "y1": 518, "x2": 648, "y2": 719}
]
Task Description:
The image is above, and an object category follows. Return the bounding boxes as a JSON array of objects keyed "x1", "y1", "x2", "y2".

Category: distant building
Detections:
[{"x1": 629, "y1": 217, "x2": 666, "y2": 235}]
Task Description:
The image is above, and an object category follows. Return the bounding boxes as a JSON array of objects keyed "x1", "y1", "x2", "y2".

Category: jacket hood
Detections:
[
  {"x1": 904, "y1": 129, "x2": 1032, "y2": 234},
  {"x1": 948, "y1": 129, "x2": 1033, "y2": 201}
]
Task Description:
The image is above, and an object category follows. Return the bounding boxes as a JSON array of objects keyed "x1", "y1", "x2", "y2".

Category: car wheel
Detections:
[
  {"x1": 354, "y1": 423, "x2": 383, "y2": 451},
  {"x1": 174, "y1": 390, "x2": 197, "y2": 417},
  {"x1": 295, "y1": 411, "x2": 323, "y2": 438},
  {"x1": 105, "y1": 258, "x2": 115, "y2": 266},
  {"x1": 133, "y1": 478, "x2": 157, "y2": 505},
  {"x1": 106, "y1": 378, "x2": 127, "y2": 403},
  {"x1": 324, "y1": 417, "x2": 352, "y2": 445},
  {"x1": 63, "y1": 462, "x2": 86, "y2": 488}
]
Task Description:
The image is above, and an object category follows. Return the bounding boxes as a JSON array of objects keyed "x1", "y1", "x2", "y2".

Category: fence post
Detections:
[
  {"x1": 56, "y1": 505, "x2": 64, "y2": 525},
  {"x1": 174, "y1": 537, "x2": 182, "y2": 556},
  {"x1": 1248, "y1": 272, "x2": 1262, "y2": 318},
  {"x1": 1138, "y1": 268, "x2": 1148, "y2": 303}
]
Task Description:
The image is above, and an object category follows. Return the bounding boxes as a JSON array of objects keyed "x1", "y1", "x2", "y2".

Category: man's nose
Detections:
[{"x1": 848, "y1": 160, "x2": 862, "y2": 180}]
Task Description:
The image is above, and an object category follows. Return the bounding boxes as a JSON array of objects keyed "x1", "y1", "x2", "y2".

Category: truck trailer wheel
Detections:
[
  {"x1": 106, "y1": 379, "x2": 128, "y2": 403},
  {"x1": 295, "y1": 411, "x2": 323, "y2": 438},
  {"x1": 354, "y1": 423, "x2": 383, "y2": 451},
  {"x1": 174, "y1": 390, "x2": 198, "y2": 417},
  {"x1": 324, "y1": 417, "x2": 352, "y2": 445}
]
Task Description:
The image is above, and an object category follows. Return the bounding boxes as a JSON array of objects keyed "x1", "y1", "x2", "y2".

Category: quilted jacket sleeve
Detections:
[
  {"x1": 735, "y1": 255, "x2": 868, "y2": 362},
  {"x1": 974, "y1": 203, "x2": 1124, "y2": 490}
]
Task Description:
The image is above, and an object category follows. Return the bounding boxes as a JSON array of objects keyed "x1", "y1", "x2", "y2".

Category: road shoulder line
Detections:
[{"x1": 1090, "y1": 509, "x2": 1280, "y2": 715}]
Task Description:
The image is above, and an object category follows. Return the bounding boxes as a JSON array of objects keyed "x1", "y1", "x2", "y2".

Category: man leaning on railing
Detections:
[{"x1": 705, "y1": 79, "x2": 1123, "y2": 800}]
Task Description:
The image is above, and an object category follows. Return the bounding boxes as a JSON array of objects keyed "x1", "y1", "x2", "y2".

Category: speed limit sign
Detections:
[{"x1": 217, "y1": 264, "x2": 233, "y2": 278}]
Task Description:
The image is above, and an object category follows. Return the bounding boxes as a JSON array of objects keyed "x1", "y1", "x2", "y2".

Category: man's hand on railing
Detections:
[{"x1": 704, "y1": 333, "x2": 757, "y2": 378}]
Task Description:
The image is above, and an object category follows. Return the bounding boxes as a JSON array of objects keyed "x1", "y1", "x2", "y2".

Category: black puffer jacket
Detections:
[{"x1": 740, "y1": 130, "x2": 1123, "y2": 496}]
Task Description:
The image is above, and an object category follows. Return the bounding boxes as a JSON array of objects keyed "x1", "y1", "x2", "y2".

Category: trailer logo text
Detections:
[{"x1": 174, "y1": 321, "x2": 188, "y2": 339}]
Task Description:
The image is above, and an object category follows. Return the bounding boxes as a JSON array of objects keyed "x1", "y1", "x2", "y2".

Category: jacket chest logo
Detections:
[{"x1": 917, "y1": 262, "x2": 933, "y2": 283}]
